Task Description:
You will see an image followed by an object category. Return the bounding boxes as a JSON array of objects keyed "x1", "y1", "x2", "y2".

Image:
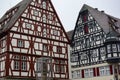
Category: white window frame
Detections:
[
  {"x1": 99, "y1": 66, "x2": 110, "y2": 76},
  {"x1": 84, "y1": 68, "x2": 93, "y2": 78},
  {"x1": 18, "y1": 40, "x2": 24, "y2": 48},
  {"x1": 25, "y1": 23, "x2": 31, "y2": 29},
  {"x1": 33, "y1": 10, "x2": 39, "y2": 16},
  {"x1": 42, "y1": 1, "x2": 46, "y2": 9}
]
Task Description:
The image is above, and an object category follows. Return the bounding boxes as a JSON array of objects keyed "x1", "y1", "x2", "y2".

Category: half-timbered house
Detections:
[
  {"x1": 0, "y1": 0, "x2": 69, "y2": 80},
  {"x1": 69, "y1": 4, "x2": 120, "y2": 80}
]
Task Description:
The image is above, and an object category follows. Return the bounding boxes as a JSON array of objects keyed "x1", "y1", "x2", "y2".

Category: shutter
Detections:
[
  {"x1": 84, "y1": 25, "x2": 89, "y2": 34},
  {"x1": 93, "y1": 68, "x2": 96, "y2": 77},
  {"x1": 81, "y1": 69, "x2": 84, "y2": 78},
  {"x1": 97, "y1": 67, "x2": 99, "y2": 76},
  {"x1": 110, "y1": 65, "x2": 113, "y2": 75},
  {"x1": 118, "y1": 65, "x2": 120, "y2": 74}
]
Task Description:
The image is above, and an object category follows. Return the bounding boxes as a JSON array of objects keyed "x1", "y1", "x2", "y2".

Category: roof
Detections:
[
  {"x1": 68, "y1": 4, "x2": 120, "y2": 42},
  {"x1": 0, "y1": 0, "x2": 32, "y2": 34},
  {"x1": 80, "y1": 4, "x2": 120, "y2": 34},
  {"x1": 67, "y1": 30, "x2": 74, "y2": 41},
  {"x1": 0, "y1": 0, "x2": 70, "y2": 43}
]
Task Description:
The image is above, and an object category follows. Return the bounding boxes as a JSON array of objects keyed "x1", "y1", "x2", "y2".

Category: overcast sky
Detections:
[{"x1": 0, "y1": 0, "x2": 120, "y2": 31}]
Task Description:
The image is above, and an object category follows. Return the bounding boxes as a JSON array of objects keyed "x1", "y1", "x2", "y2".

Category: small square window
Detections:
[
  {"x1": 33, "y1": 10, "x2": 39, "y2": 16},
  {"x1": 53, "y1": 30, "x2": 58, "y2": 36},
  {"x1": 57, "y1": 46, "x2": 62, "y2": 53},
  {"x1": 25, "y1": 23, "x2": 31, "y2": 29},
  {"x1": 18, "y1": 40, "x2": 24, "y2": 48},
  {"x1": 43, "y1": 44, "x2": 48, "y2": 52}
]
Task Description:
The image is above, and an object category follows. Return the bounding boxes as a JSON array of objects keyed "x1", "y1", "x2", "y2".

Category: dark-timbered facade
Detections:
[
  {"x1": 69, "y1": 4, "x2": 120, "y2": 80},
  {"x1": 0, "y1": 0, "x2": 69, "y2": 80}
]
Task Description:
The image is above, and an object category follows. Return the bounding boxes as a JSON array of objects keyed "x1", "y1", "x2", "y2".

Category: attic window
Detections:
[
  {"x1": 43, "y1": 14, "x2": 47, "y2": 23},
  {"x1": 18, "y1": 40, "x2": 24, "y2": 48},
  {"x1": 33, "y1": 10, "x2": 39, "y2": 16},
  {"x1": 42, "y1": 1, "x2": 46, "y2": 9},
  {"x1": 25, "y1": 23, "x2": 31, "y2": 29}
]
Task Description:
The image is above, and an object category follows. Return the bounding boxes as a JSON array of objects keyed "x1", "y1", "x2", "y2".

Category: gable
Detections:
[{"x1": 0, "y1": 0, "x2": 69, "y2": 43}]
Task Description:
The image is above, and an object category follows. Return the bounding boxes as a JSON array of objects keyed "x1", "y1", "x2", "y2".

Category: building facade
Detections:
[
  {"x1": 0, "y1": 0, "x2": 69, "y2": 80},
  {"x1": 70, "y1": 4, "x2": 120, "y2": 80}
]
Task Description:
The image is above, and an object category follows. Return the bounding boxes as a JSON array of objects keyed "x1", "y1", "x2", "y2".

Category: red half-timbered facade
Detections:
[{"x1": 0, "y1": 0, "x2": 69, "y2": 80}]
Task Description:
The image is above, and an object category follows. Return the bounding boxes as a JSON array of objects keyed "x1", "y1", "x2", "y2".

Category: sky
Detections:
[{"x1": 0, "y1": 0, "x2": 120, "y2": 31}]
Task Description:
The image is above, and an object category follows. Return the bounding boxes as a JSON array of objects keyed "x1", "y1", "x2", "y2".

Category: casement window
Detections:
[
  {"x1": 48, "y1": 14, "x2": 53, "y2": 20},
  {"x1": 25, "y1": 23, "x2": 31, "y2": 29},
  {"x1": 76, "y1": 70, "x2": 81, "y2": 78},
  {"x1": 71, "y1": 55, "x2": 78, "y2": 62},
  {"x1": 43, "y1": 44, "x2": 48, "y2": 52},
  {"x1": 84, "y1": 68, "x2": 93, "y2": 78},
  {"x1": 14, "y1": 55, "x2": 27, "y2": 71},
  {"x1": 33, "y1": 10, "x2": 39, "y2": 16},
  {"x1": 21, "y1": 56, "x2": 27, "y2": 71},
  {"x1": 43, "y1": 14, "x2": 47, "y2": 23},
  {"x1": 72, "y1": 70, "x2": 81, "y2": 79},
  {"x1": 55, "y1": 60, "x2": 60, "y2": 73},
  {"x1": 86, "y1": 38, "x2": 89, "y2": 47},
  {"x1": 112, "y1": 44, "x2": 117, "y2": 52},
  {"x1": 99, "y1": 66, "x2": 110, "y2": 76},
  {"x1": 42, "y1": 1, "x2": 46, "y2": 9},
  {"x1": 14, "y1": 55, "x2": 20, "y2": 70},
  {"x1": 17, "y1": 40, "x2": 24, "y2": 48},
  {"x1": 53, "y1": 30, "x2": 58, "y2": 36},
  {"x1": 72, "y1": 71, "x2": 77, "y2": 79},
  {"x1": 107, "y1": 44, "x2": 111, "y2": 53},
  {"x1": 57, "y1": 46, "x2": 62, "y2": 53},
  {"x1": 60, "y1": 60, "x2": 65, "y2": 73},
  {"x1": 0, "y1": 39, "x2": 6, "y2": 48},
  {"x1": 117, "y1": 44, "x2": 120, "y2": 52},
  {"x1": 36, "y1": 60, "x2": 42, "y2": 72},
  {"x1": 43, "y1": 28, "x2": 47, "y2": 37},
  {"x1": 100, "y1": 47, "x2": 106, "y2": 60}
]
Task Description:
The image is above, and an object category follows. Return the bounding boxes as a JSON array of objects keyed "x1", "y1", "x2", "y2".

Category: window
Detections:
[
  {"x1": 43, "y1": 44, "x2": 48, "y2": 52},
  {"x1": 72, "y1": 71, "x2": 77, "y2": 79},
  {"x1": 55, "y1": 60, "x2": 60, "y2": 73},
  {"x1": 18, "y1": 40, "x2": 24, "y2": 47},
  {"x1": 84, "y1": 68, "x2": 93, "y2": 78},
  {"x1": 42, "y1": 1, "x2": 46, "y2": 9},
  {"x1": 99, "y1": 66, "x2": 110, "y2": 76},
  {"x1": 21, "y1": 56, "x2": 27, "y2": 71},
  {"x1": 14, "y1": 55, "x2": 27, "y2": 71},
  {"x1": 72, "y1": 70, "x2": 82, "y2": 79},
  {"x1": 53, "y1": 30, "x2": 58, "y2": 36},
  {"x1": 43, "y1": 14, "x2": 47, "y2": 23},
  {"x1": 86, "y1": 38, "x2": 89, "y2": 47},
  {"x1": 57, "y1": 46, "x2": 62, "y2": 53},
  {"x1": 76, "y1": 70, "x2": 81, "y2": 78},
  {"x1": 112, "y1": 44, "x2": 117, "y2": 52},
  {"x1": 48, "y1": 14, "x2": 53, "y2": 20},
  {"x1": 33, "y1": 10, "x2": 39, "y2": 16},
  {"x1": 60, "y1": 60, "x2": 65, "y2": 73},
  {"x1": 71, "y1": 54, "x2": 78, "y2": 62},
  {"x1": 25, "y1": 23, "x2": 31, "y2": 29},
  {"x1": 0, "y1": 38, "x2": 6, "y2": 48},
  {"x1": 107, "y1": 45, "x2": 111, "y2": 53},
  {"x1": 43, "y1": 28, "x2": 47, "y2": 37}
]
